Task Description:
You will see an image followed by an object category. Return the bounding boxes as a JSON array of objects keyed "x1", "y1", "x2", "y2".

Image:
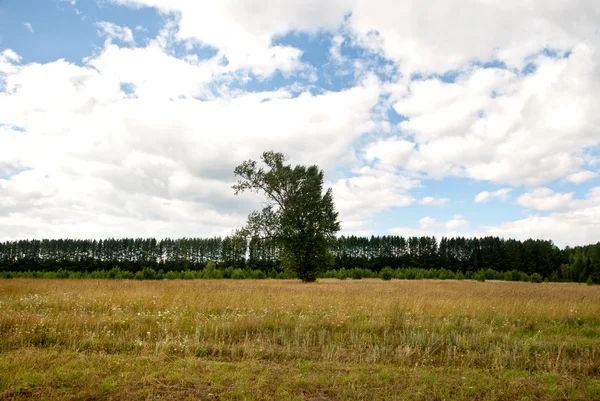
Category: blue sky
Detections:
[{"x1": 1, "y1": 0, "x2": 599, "y2": 247}]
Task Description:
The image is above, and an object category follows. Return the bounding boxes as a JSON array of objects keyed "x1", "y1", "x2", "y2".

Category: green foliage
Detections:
[
  {"x1": 233, "y1": 151, "x2": 340, "y2": 282},
  {"x1": 473, "y1": 271, "x2": 486, "y2": 282},
  {"x1": 250, "y1": 270, "x2": 267, "y2": 279},
  {"x1": 587, "y1": 276, "x2": 593, "y2": 285},
  {"x1": 231, "y1": 269, "x2": 246, "y2": 279},
  {"x1": 379, "y1": 267, "x2": 394, "y2": 281},
  {"x1": 530, "y1": 273, "x2": 543, "y2": 283}
]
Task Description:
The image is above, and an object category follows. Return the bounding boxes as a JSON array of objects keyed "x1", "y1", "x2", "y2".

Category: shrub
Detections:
[
  {"x1": 337, "y1": 268, "x2": 348, "y2": 280},
  {"x1": 473, "y1": 271, "x2": 486, "y2": 282},
  {"x1": 231, "y1": 269, "x2": 246, "y2": 279},
  {"x1": 203, "y1": 260, "x2": 217, "y2": 278},
  {"x1": 165, "y1": 271, "x2": 179, "y2": 280},
  {"x1": 349, "y1": 268, "x2": 363, "y2": 280},
  {"x1": 56, "y1": 269, "x2": 70, "y2": 279},
  {"x1": 116, "y1": 270, "x2": 134, "y2": 279},
  {"x1": 587, "y1": 276, "x2": 593, "y2": 286},
  {"x1": 222, "y1": 267, "x2": 234, "y2": 279},
  {"x1": 251, "y1": 270, "x2": 267, "y2": 279},
  {"x1": 183, "y1": 270, "x2": 196, "y2": 280},
  {"x1": 107, "y1": 267, "x2": 122, "y2": 279},
  {"x1": 530, "y1": 273, "x2": 543, "y2": 283},
  {"x1": 379, "y1": 267, "x2": 394, "y2": 281}
]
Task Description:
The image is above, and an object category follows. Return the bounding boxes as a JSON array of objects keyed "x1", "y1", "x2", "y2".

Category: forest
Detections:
[{"x1": 1, "y1": 235, "x2": 598, "y2": 283}]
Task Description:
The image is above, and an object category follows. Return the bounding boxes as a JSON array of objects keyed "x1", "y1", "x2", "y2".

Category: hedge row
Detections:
[{"x1": 1, "y1": 266, "x2": 589, "y2": 284}]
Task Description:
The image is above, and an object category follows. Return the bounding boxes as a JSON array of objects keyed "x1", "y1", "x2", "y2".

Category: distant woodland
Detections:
[{"x1": 1, "y1": 236, "x2": 599, "y2": 283}]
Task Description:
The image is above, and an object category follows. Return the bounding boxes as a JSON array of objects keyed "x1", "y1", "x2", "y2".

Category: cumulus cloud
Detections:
[
  {"x1": 474, "y1": 188, "x2": 512, "y2": 203},
  {"x1": 331, "y1": 166, "x2": 419, "y2": 235},
  {"x1": 97, "y1": 21, "x2": 135, "y2": 45},
  {"x1": 390, "y1": 188, "x2": 600, "y2": 247},
  {"x1": 107, "y1": 0, "x2": 348, "y2": 77},
  {"x1": 389, "y1": 215, "x2": 469, "y2": 238},
  {"x1": 387, "y1": 44, "x2": 600, "y2": 186},
  {"x1": 566, "y1": 170, "x2": 598, "y2": 184},
  {"x1": 516, "y1": 188, "x2": 574, "y2": 211},
  {"x1": 483, "y1": 187, "x2": 600, "y2": 246},
  {"x1": 419, "y1": 196, "x2": 449, "y2": 207},
  {"x1": 2, "y1": 0, "x2": 600, "y2": 245},
  {"x1": 23, "y1": 22, "x2": 34, "y2": 33},
  {"x1": 0, "y1": 42, "x2": 382, "y2": 239}
]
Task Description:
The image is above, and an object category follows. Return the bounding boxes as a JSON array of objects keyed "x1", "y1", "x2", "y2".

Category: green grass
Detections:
[{"x1": 0, "y1": 278, "x2": 599, "y2": 400}]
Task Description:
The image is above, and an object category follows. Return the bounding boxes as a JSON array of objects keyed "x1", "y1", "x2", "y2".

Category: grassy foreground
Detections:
[{"x1": 0, "y1": 279, "x2": 599, "y2": 400}]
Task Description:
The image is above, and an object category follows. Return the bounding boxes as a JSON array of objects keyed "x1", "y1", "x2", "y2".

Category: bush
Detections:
[
  {"x1": 56, "y1": 269, "x2": 70, "y2": 279},
  {"x1": 203, "y1": 260, "x2": 217, "y2": 278},
  {"x1": 165, "y1": 271, "x2": 179, "y2": 280},
  {"x1": 349, "y1": 268, "x2": 364, "y2": 280},
  {"x1": 379, "y1": 267, "x2": 394, "y2": 281},
  {"x1": 182, "y1": 270, "x2": 196, "y2": 280},
  {"x1": 222, "y1": 267, "x2": 234, "y2": 279},
  {"x1": 231, "y1": 269, "x2": 246, "y2": 279},
  {"x1": 473, "y1": 271, "x2": 486, "y2": 282},
  {"x1": 116, "y1": 270, "x2": 134, "y2": 279},
  {"x1": 337, "y1": 268, "x2": 348, "y2": 280},
  {"x1": 251, "y1": 270, "x2": 267, "y2": 279},
  {"x1": 530, "y1": 273, "x2": 543, "y2": 283},
  {"x1": 587, "y1": 276, "x2": 594, "y2": 286}
]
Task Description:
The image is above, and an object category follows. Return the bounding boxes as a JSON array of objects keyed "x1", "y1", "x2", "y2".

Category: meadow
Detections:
[{"x1": 0, "y1": 278, "x2": 599, "y2": 400}]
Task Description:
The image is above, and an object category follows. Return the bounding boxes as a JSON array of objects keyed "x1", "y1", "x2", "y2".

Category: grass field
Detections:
[{"x1": 0, "y1": 279, "x2": 599, "y2": 400}]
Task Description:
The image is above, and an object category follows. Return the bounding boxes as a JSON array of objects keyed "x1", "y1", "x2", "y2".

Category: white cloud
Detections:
[
  {"x1": 108, "y1": 0, "x2": 349, "y2": 77},
  {"x1": 97, "y1": 21, "x2": 135, "y2": 45},
  {"x1": 516, "y1": 187, "x2": 574, "y2": 211},
  {"x1": 386, "y1": 44, "x2": 600, "y2": 186},
  {"x1": 388, "y1": 188, "x2": 600, "y2": 247},
  {"x1": 474, "y1": 188, "x2": 512, "y2": 203},
  {"x1": 0, "y1": 44, "x2": 382, "y2": 240},
  {"x1": 566, "y1": 170, "x2": 598, "y2": 184},
  {"x1": 331, "y1": 166, "x2": 418, "y2": 235},
  {"x1": 349, "y1": 0, "x2": 599, "y2": 75},
  {"x1": 483, "y1": 187, "x2": 600, "y2": 246},
  {"x1": 419, "y1": 196, "x2": 449, "y2": 207},
  {"x1": 364, "y1": 137, "x2": 414, "y2": 166},
  {"x1": 3, "y1": 1, "x2": 600, "y2": 245},
  {"x1": 389, "y1": 215, "x2": 469, "y2": 238},
  {"x1": 23, "y1": 22, "x2": 34, "y2": 33}
]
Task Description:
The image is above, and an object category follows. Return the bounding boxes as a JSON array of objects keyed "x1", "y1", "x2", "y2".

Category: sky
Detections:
[{"x1": 0, "y1": 0, "x2": 599, "y2": 248}]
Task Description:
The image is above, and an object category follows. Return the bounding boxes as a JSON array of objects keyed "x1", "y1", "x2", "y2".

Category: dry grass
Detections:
[{"x1": 1, "y1": 278, "x2": 599, "y2": 400}]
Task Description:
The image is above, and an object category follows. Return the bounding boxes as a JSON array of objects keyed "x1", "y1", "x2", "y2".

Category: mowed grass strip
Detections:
[{"x1": 0, "y1": 279, "x2": 599, "y2": 400}]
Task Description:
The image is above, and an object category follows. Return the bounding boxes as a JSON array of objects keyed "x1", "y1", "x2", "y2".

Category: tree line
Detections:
[{"x1": 1, "y1": 235, "x2": 599, "y2": 283}]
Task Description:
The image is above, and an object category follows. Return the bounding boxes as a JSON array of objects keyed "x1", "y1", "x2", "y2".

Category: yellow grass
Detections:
[{"x1": 1, "y1": 278, "x2": 599, "y2": 400}]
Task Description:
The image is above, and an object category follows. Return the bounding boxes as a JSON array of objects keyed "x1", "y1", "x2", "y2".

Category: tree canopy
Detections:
[{"x1": 233, "y1": 151, "x2": 340, "y2": 282}]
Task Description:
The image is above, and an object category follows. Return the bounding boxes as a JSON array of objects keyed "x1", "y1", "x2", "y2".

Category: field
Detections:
[{"x1": 1, "y1": 279, "x2": 599, "y2": 400}]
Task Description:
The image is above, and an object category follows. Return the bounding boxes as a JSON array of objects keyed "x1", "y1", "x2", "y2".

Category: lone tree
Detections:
[{"x1": 233, "y1": 151, "x2": 340, "y2": 282}]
